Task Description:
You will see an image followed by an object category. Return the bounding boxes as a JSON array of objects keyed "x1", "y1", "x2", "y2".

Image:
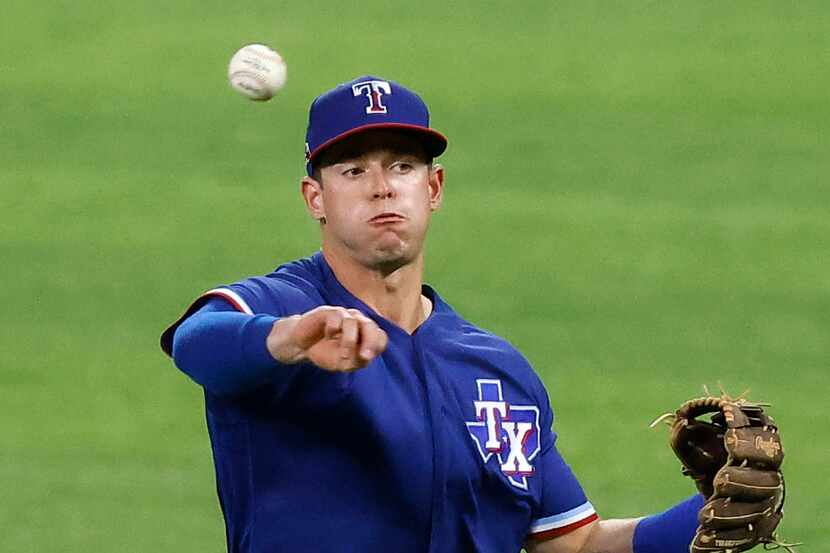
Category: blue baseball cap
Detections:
[{"x1": 304, "y1": 75, "x2": 447, "y2": 175}]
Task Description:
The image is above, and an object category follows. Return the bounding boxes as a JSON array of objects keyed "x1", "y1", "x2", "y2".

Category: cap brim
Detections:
[{"x1": 307, "y1": 123, "x2": 447, "y2": 167}]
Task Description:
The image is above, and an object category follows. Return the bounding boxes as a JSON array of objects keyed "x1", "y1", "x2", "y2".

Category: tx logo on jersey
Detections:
[
  {"x1": 352, "y1": 79, "x2": 391, "y2": 114},
  {"x1": 465, "y1": 379, "x2": 540, "y2": 490}
]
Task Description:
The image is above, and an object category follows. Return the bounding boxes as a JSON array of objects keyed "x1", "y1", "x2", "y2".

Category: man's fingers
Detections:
[
  {"x1": 339, "y1": 312, "x2": 360, "y2": 359},
  {"x1": 357, "y1": 318, "x2": 387, "y2": 361},
  {"x1": 286, "y1": 306, "x2": 388, "y2": 371},
  {"x1": 323, "y1": 310, "x2": 342, "y2": 339}
]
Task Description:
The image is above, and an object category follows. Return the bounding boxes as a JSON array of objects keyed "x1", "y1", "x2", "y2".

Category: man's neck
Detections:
[{"x1": 321, "y1": 247, "x2": 430, "y2": 334}]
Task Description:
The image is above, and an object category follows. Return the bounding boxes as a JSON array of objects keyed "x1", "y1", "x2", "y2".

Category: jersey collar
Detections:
[{"x1": 312, "y1": 251, "x2": 452, "y2": 338}]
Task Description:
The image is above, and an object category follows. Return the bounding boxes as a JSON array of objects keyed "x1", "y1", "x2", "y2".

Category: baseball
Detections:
[{"x1": 228, "y1": 44, "x2": 287, "y2": 101}]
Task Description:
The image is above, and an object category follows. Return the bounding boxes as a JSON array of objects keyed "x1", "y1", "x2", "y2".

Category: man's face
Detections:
[{"x1": 301, "y1": 129, "x2": 444, "y2": 274}]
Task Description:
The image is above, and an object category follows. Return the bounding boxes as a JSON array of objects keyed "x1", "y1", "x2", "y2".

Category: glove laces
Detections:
[{"x1": 763, "y1": 535, "x2": 803, "y2": 553}]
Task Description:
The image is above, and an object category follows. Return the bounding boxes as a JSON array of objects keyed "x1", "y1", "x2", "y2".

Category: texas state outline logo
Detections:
[{"x1": 465, "y1": 379, "x2": 541, "y2": 490}]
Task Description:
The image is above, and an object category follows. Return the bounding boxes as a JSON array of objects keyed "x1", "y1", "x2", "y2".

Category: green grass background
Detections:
[{"x1": 1, "y1": 1, "x2": 827, "y2": 550}]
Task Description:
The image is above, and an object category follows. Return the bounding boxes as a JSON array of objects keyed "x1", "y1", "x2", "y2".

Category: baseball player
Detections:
[{"x1": 161, "y1": 76, "x2": 706, "y2": 553}]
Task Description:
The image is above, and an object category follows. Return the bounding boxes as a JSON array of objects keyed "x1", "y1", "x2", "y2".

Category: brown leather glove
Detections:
[{"x1": 654, "y1": 396, "x2": 795, "y2": 553}]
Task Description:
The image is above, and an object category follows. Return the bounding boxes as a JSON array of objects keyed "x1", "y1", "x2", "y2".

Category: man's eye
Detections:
[
  {"x1": 343, "y1": 167, "x2": 363, "y2": 177},
  {"x1": 392, "y1": 162, "x2": 413, "y2": 173}
]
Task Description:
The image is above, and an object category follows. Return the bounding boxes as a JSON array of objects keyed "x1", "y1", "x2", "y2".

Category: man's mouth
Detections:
[{"x1": 368, "y1": 212, "x2": 406, "y2": 224}]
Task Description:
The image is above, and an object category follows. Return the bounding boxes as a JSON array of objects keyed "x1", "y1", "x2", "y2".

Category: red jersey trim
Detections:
[
  {"x1": 527, "y1": 513, "x2": 599, "y2": 541},
  {"x1": 203, "y1": 288, "x2": 254, "y2": 314}
]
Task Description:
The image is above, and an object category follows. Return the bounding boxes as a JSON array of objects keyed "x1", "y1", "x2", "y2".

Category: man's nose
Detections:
[{"x1": 369, "y1": 166, "x2": 393, "y2": 199}]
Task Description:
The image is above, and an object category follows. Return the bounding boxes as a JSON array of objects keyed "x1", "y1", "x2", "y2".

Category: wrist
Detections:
[
  {"x1": 633, "y1": 495, "x2": 703, "y2": 553},
  {"x1": 266, "y1": 315, "x2": 305, "y2": 364}
]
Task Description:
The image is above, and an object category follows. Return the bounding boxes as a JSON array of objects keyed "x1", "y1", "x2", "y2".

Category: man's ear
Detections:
[
  {"x1": 301, "y1": 176, "x2": 325, "y2": 222},
  {"x1": 428, "y1": 164, "x2": 445, "y2": 211}
]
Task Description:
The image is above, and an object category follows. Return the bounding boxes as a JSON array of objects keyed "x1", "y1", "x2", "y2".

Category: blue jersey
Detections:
[{"x1": 161, "y1": 252, "x2": 597, "y2": 552}]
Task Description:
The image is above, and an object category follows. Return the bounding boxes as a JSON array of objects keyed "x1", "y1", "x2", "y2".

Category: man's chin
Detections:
[{"x1": 366, "y1": 244, "x2": 416, "y2": 274}]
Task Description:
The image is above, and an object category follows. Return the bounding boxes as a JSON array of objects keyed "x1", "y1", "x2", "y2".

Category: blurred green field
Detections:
[{"x1": 1, "y1": 1, "x2": 827, "y2": 551}]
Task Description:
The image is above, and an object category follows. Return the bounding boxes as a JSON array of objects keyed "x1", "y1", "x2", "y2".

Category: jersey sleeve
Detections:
[
  {"x1": 160, "y1": 279, "x2": 282, "y2": 357},
  {"x1": 160, "y1": 274, "x2": 345, "y2": 406},
  {"x1": 170, "y1": 299, "x2": 282, "y2": 396},
  {"x1": 527, "y1": 393, "x2": 598, "y2": 541}
]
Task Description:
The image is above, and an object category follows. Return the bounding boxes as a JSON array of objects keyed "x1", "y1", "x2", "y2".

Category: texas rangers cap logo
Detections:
[
  {"x1": 351, "y1": 79, "x2": 392, "y2": 114},
  {"x1": 465, "y1": 379, "x2": 541, "y2": 490}
]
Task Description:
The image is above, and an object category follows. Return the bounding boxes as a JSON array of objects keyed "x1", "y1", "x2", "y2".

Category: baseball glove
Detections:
[{"x1": 651, "y1": 392, "x2": 799, "y2": 553}]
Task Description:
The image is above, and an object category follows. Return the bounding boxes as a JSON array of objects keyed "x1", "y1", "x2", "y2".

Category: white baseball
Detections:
[{"x1": 228, "y1": 44, "x2": 287, "y2": 101}]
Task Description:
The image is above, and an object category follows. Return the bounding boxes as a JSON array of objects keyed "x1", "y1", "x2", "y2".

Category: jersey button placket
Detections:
[{"x1": 411, "y1": 331, "x2": 448, "y2": 553}]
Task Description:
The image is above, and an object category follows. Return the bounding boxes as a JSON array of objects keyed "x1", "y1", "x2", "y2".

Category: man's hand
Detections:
[{"x1": 266, "y1": 306, "x2": 389, "y2": 371}]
